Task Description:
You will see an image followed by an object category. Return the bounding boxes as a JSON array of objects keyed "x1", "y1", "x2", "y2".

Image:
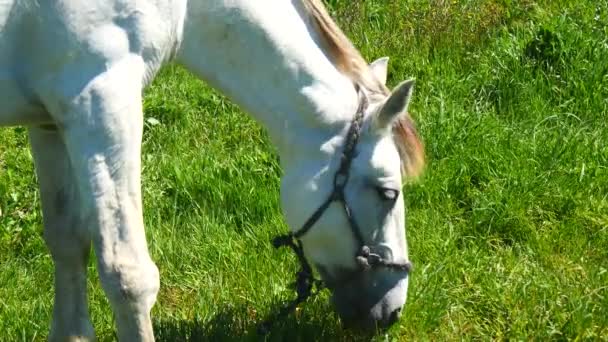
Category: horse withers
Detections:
[{"x1": 0, "y1": 0, "x2": 424, "y2": 340}]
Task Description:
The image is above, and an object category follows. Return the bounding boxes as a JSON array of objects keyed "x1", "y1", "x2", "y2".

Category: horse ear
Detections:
[
  {"x1": 374, "y1": 79, "x2": 415, "y2": 131},
  {"x1": 369, "y1": 57, "x2": 389, "y2": 85}
]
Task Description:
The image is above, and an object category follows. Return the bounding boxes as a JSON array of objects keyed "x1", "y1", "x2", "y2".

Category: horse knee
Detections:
[{"x1": 98, "y1": 259, "x2": 160, "y2": 311}]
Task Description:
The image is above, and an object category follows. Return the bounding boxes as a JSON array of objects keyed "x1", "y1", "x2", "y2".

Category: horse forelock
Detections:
[{"x1": 392, "y1": 114, "x2": 425, "y2": 180}]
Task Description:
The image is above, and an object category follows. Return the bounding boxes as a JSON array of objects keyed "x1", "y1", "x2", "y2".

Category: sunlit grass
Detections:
[{"x1": 1, "y1": 0, "x2": 607, "y2": 340}]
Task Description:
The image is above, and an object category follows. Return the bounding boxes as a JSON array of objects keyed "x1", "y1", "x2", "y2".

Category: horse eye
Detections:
[{"x1": 376, "y1": 187, "x2": 399, "y2": 201}]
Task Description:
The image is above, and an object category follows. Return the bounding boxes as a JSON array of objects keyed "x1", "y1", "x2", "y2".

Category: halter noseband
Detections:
[{"x1": 259, "y1": 86, "x2": 412, "y2": 333}]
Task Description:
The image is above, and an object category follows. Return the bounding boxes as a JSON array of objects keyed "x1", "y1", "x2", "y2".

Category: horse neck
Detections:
[{"x1": 175, "y1": 0, "x2": 358, "y2": 164}]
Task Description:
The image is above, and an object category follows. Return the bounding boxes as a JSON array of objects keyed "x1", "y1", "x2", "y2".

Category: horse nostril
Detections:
[{"x1": 388, "y1": 307, "x2": 402, "y2": 324}]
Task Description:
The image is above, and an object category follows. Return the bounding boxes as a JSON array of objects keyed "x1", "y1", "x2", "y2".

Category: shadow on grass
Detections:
[{"x1": 154, "y1": 302, "x2": 372, "y2": 342}]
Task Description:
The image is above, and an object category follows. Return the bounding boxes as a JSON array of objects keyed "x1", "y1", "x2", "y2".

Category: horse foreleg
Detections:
[
  {"x1": 43, "y1": 58, "x2": 159, "y2": 341},
  {"x1": 30, "y1": 126, "x2": 96, "y2": 342}
]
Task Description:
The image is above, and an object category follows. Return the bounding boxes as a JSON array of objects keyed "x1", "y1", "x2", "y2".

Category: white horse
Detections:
[{"x1": 0, "y1": 0, "x2": 425, "y2": 340}]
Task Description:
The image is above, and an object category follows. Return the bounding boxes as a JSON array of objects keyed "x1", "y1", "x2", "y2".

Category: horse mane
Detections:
[
  {"x1": 299, "y1": 0, "x2": 388, "y2": 96},
  {"x1": 300, "y1": 0, "x2": 425, "y2": 179}
]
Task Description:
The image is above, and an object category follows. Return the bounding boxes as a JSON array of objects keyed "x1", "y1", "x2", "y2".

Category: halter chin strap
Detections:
[{"x1": 259, "y1": 86, "x2": 412, "y2": 334}]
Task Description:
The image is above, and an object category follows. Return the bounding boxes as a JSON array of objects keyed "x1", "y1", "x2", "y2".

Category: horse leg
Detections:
[
  {"x1": 30, "y1": 126, "x2": 95, "y2": 342},
  {"x1": 43, "y1": 59, "x2": 159, "y2": 341}
]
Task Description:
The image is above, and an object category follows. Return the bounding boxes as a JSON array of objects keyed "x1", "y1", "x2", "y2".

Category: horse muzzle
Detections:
[{"x1": 325, "y1": 266, "x2": 409, "y2": 332}]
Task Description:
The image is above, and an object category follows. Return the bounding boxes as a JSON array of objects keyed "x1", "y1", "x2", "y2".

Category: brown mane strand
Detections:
[{"x1": 300, "y1": 0, "x2": 425, "y2": 179}]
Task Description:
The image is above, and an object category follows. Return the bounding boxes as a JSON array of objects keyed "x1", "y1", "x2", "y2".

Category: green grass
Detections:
[{"x1": 1, "y1": 0, "x2": 607, "y2": 340}]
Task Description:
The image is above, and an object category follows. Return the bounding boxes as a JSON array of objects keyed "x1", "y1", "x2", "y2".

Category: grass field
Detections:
[{"x1": 1, "y1": 0, "x2": 607, "y2": 340}]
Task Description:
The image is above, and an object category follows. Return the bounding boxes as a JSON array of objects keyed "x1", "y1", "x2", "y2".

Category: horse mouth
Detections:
[{"x1": 315, "y1": 263, "x2": 408, "y2": 330}]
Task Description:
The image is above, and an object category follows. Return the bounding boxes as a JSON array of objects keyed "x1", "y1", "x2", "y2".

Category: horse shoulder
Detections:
[{"x1": 25, "y1": 1, "x2": 180, "y2": 116}]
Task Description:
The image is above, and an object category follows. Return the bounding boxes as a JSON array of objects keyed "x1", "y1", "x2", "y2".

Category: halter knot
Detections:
[
  {"x1": 356, "y1": 255, "x2": 371, "y2": 270},
  {"x1": 356, "y1": 245, "x2": 384, "y2": 270},
  {"x1": 272, "y1": 234, "x2": 295, "y2": 249},
  {"x1": 400, "y1": 261, "x2": 414, "y2": 273}
]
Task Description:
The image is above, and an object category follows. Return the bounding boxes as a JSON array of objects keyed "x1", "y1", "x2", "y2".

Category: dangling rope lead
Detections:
[{"x1": 257, "y1": 234, "x2": 325, "y2": 335}]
